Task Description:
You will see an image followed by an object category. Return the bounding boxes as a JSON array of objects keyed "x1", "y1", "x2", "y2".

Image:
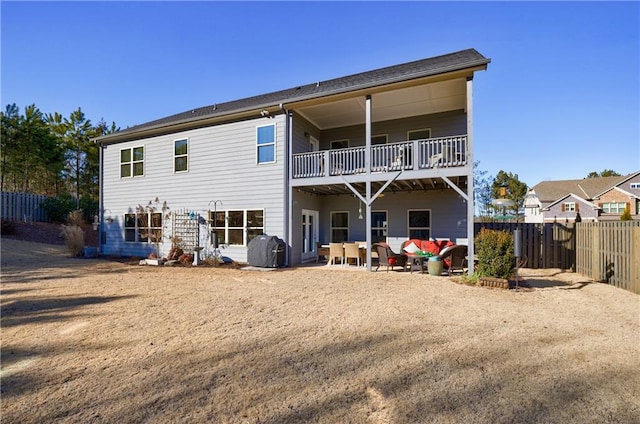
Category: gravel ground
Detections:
[{"x1": 1, "y1": 237, "x2": 639, "y2": 423}]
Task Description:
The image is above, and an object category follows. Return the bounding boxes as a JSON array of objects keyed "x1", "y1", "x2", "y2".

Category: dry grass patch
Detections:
[{"x1": 1, "y1": 239, "x2": 639, "y2": 423}]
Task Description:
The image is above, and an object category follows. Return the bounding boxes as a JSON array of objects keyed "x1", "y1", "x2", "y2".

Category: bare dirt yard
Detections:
[{"x1": 1, "y1": 237, "x2": 639, "y2": 423}]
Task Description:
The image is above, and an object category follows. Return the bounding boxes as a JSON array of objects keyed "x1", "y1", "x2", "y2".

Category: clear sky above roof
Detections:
[{"x1": 2, "y1": 1, "x2": 638, "y2": 188}]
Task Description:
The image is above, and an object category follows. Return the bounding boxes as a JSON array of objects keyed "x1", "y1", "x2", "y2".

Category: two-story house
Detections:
[
  {"x1": 95, "y1": 49, "x2": 491, "y2": 271},
  {"x1": 524, "y1": 172, "x2": 640, "y2": 223}
]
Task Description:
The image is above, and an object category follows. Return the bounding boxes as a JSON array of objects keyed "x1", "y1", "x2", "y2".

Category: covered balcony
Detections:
[{"x1": 292, "y1": 135, "x2": 468, "y2": 179}]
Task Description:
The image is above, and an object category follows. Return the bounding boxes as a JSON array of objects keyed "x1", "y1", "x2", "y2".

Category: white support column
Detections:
[
  {"x1": 466, "y1": 77, "x2": 475, "y2": 275},
  {"x1": 365, "y1": 95, "x2": 373, "y2": 271}
]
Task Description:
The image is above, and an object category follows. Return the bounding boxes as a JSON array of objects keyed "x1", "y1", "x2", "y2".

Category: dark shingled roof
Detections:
[
  {"x1": 531, "y1": 175, "x2": 631, "y2": 203},
  {"x1": 98, "y1": 48, "x2": 489, "y2": 143}
]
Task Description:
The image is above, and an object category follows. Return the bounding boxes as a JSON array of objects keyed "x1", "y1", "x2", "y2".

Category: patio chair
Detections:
[
  {"x1": 373, "y1": 243, "x2": 407, "y2": 272},
  {"x1": 438, "y1": 244, "x2": 468, "y2": 275},
  {"x1": 316, "y1": 242, "x2": 329, "y2": 263},
  {"x1": 344, "y1": 242, "x2": 361, "y2": 267},
  {"x1": 328, "y1": 242, "x2": 344, "y2": 265}
]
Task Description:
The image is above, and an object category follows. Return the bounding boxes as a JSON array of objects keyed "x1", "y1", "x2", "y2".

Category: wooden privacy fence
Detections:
[
  {"x1": 576, "y1": 222, "x2": 640, "y2": 294},
  {"x1": 1, "y1": 191, "x2": 48, "y2": 222},
  {"x1": 475, "y1": 221, "x2": 640, "y2": 293},
  {"x1": 474, "y1": 222, "x2": 577, "y2": 270}
]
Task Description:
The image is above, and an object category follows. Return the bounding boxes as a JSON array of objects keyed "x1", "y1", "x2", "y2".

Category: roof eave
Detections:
[{"x1": 95, "y1": 57, "x2": 490, "y2": 145}]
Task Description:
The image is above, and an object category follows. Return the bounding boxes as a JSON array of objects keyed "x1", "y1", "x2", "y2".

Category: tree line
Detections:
[{"x1": 1, "y1": 103, "x2": 119, "y2": 221}]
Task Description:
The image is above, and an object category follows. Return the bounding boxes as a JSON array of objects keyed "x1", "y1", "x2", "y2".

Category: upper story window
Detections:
[
  {"x1": 330, "y1": 139, "x2": 349, "y2": 150},
  {"x1": 602, "y1": 202, "x2": 627, "y2": 213},
  {"x1": 407, "y1": 128, "x2": 431, "y2": 141},
  {"x1": 257, "y1": 124, "x2": 275, "y2": 164},
  {"x1": 372, "y1": 134, "x2": 388, "y2": 145},
  {"x1": 408, "y1": 209, "x2": 431, "y2": 239},
  {"x1": 174, "y1": 138, "x2": 188, "y2": 172},
  {"x1": 630, "y1": 183, "x2": 640, "y2": 189},
  {"x1": 562, "y1": 202, "x2": 577, "y2": 212},
  {"x1": 120, "y1": 146, "x2": 144, "y2": 178}
]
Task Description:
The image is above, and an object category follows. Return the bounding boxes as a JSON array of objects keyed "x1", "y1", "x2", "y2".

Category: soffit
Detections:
[{"x1": 294, "y1": 78, "x2": 466, "y2": 129}]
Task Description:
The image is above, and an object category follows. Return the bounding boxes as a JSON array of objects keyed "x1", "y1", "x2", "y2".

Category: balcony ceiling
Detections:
[
  {"x1": 295, "y1": 78, "x2": 466, "y2": 130},
  {"x1": 296, "y1": 176, "x2": 468, "y2": 197}
]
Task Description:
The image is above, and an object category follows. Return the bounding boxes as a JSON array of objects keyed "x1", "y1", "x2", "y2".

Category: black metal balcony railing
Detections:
[{"x1": 292, "y1": 135, "x2": 468, "y2": 179}]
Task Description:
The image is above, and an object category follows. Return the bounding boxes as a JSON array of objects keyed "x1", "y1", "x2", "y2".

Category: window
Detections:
[
  {"x1": 124, "y1": 212, "x2": 162, "y2": 243},
  {"x1": 330, "y1": 211, "x2": 349, "y2": 242},
  {"x1": 407, "y1": 128, "x2": 431, "y2": 141},
  {"x1": 330, "y1": 139, "x2": 349, "y2": 150},
  {"x1": 174, "y1": 138, "x2": 188, "y2": 172},
  {"x1": 602, "y1": 202, "x2": 627, "y2": 213},
  {"x1": 207, "y1": 209, "x2": 264, "y2": 246},
  {"x1": 257, "y1": 124, "x2": 275, "y2": 164},
  {"x1": 120, "y1": 146, "x2": 144, "y2": 178},
  {"x1": 408, "y1": 209, "x2": 431, "y2": 239},
  {"x1": 630, "y1": 183, "x2": 640, "y2": 189},
  {"x1": 562, "y1": 202, "x2": 576, "y2": 212},
  {"x1": 371, "y1": 211, "x2": 387, "y2": 243},
  {"x1": 372, "y1": 134, "x2": 388, "y2": 145}
]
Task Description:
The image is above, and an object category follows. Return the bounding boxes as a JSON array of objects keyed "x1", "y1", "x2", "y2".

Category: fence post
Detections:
[
  {"x1": 631, "y1": 225, "x2": 638, "y2": 291},
  {"x1": 591, "y1": 224, "x2": 600, "y2": 282}
]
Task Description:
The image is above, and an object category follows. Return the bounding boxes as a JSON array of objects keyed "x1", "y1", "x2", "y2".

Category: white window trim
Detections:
[
  {"x1": 407, "y1": 128, "x2": 432, "y2": 141},
  {"x1": 124, "y1": 211, "x2": 162, "y2": 243},
  {"x1": 173, "y1": 138, "x2": 189, "y2": 173},
  {"x1": 120, "y1": 145, "x2": 145, "y2": 178},
  {"x1": 371, "y1": 210, "x2": 388, "y2": 243},
  {"x1": 630, "y1": 183, "x2": 640, "y2": 189},
  {"x1": 330, "y1": 139, "x2": 349, "y2": 150},
  {"x1": 330, "y1": 211, "x2": 349, "y2": 242},
  {"x1": 407, "y1": 209, "x2": 431, "y2": 239},
  {"x1": 208, "y1": 209, "x2": 265, "y2": 246},
  {"x1": 256, "y1": 124, "x2": 276, "y2": 165},
  {"x1": 564, "y1": 202, "x2": 576, "y2": 212}
]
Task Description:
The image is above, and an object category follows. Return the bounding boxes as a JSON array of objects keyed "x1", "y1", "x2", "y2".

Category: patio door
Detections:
[{"x1": 301, "y1": 209, "x2": 319, "y2": 262}]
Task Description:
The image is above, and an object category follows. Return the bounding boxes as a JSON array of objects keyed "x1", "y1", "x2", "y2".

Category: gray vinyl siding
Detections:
[
  {"x1": 290, "y1": 111, "x2": 466, "y2": 155},
  {"x1": 101, "y1": 114, "x2": 287, "y2": 261},
  {"x1": 544, "y1": 196, "x2": 597, "y2": 221}
]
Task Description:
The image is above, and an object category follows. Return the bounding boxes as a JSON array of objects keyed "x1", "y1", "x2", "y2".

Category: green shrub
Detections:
[
  {"x1": 79, "y1": 196, "x2": 99, "y2": 223},
  {"x1": 475, "y1": 228, "x2": 515, "y2": 279},
  {"x1": 41, "y1": 194, "x2": 76, "y2": 223},
  {"x1": 620, "y1": 205, "x2": 632, "y2": 221}
]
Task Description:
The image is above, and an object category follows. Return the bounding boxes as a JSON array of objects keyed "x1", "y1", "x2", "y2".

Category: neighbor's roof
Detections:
[
  {"x1": 96, "y1": 48, "x2": 490, "y2": 144},
  {"x1": 543, "y1": 192, "x2": 600, "y2": 211},
  {"x1": 531, "y1": 174, "x2": 631, "y2": 203}
]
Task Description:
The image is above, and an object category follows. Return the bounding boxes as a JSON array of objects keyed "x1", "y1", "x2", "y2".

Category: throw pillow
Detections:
[{"x1": 403, "y1": 242, "x2": 420, "y2": 253}]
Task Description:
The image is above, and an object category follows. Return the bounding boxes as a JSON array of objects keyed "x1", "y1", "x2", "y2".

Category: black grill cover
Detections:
[{"x1": 247, "y1": 235, "x2": 286, "y2": 268}]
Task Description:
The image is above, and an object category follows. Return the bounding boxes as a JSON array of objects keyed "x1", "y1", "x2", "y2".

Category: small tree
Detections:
[
  {"x1": 475, "y1": 228, "x2": 515, "y2": 280},
  {"x1": 620, "y1": 205, "x2": 632, "y2": 221}
]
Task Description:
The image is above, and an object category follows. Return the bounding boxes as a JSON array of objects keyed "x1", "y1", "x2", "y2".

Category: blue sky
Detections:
[{"x1": 2, "y1": 1, "x2": 638, "y2": 188}]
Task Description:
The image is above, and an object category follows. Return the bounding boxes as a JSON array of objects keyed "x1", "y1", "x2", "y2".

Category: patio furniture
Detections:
[
  {"x1": 344, "y1": 242, "x2": 361, "y2": 267},
  {"x1": 328, "y1": 242, "x2": 344, "y2": 265},
  {"x1": 373, "y1": 243, "x2": 407, "y2": 272},
  {"x1": 316, "y1": 242, "x2": 329, "y2": 263},
  {"x1": 438, "y1": 244, "x2": 468, "y2": 275},
  {"x1": 407, "y1": 255, "x2": 426, "y2": 273}
]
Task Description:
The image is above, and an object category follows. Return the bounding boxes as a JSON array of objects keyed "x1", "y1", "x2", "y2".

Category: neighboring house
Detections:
[
  {"x1": 524, "y1": 172, "x2": 640, "y2": 223},
  {"x1": 592, "y1": 172, "x2": 640, "y2": 220},
  {"x1": 94, "y1": 49, "x2": 491, "y2": 271}
]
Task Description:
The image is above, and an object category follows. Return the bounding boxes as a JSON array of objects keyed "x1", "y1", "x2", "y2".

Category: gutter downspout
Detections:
[{"x1": 96, "y1": 139, "x2": 104, "y2": 255}]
